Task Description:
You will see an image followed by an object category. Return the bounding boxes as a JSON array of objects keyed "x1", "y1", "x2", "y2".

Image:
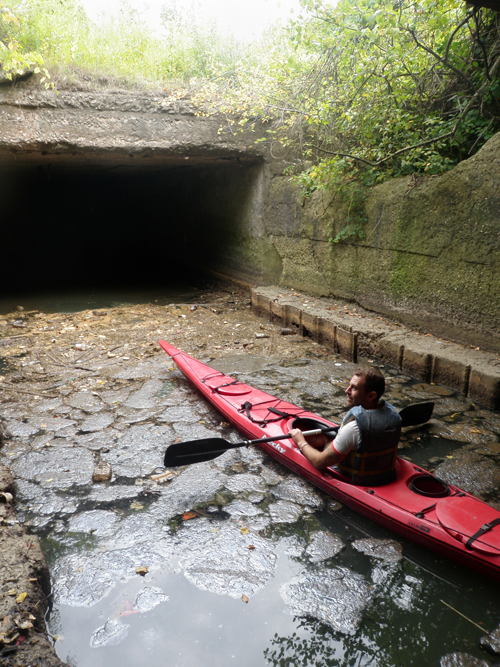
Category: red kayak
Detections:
[{"x1": 159, "y1": 341, "x2": 500, "y2": 581}]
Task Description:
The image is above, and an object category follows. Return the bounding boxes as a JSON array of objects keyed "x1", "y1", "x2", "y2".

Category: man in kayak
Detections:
[{"x1": 290, "y1": 367, "x2": 402, "y2": 485}]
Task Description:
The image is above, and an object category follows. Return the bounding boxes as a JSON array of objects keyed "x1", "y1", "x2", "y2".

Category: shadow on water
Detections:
[{"x1": 0, "y1": 279, "x2": 214, "y2": 315}]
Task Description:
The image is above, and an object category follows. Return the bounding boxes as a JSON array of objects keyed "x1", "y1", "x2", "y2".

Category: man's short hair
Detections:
[{"x1": 353, "y1": 367, "x2": 385, "y2": 399}]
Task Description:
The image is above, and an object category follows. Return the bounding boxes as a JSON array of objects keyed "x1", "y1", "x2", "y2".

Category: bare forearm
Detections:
[{"x1": 291, "y1": 429, "x2": 343, "y2": 470}]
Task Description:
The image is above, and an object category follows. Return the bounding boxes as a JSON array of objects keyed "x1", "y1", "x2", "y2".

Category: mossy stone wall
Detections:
[{"x1": 261, "y1": 132, "x2": 500, "y2": 351}]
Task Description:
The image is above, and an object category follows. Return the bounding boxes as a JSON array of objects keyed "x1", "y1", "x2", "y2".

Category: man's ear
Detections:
[{"x1": 366, "y1": 390, "x2": 378, "y2": 405}]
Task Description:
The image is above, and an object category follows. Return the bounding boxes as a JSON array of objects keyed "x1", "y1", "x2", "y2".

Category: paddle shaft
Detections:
[
  {"x1": 237, "y1": 426, "x2": 337, "y2": 448},
  {"x1": 164, "y1": 402, "x2": 434, "y2": 467},
  {"x1": 164, "y1": 427, "x2": 338, "y2": 467}
]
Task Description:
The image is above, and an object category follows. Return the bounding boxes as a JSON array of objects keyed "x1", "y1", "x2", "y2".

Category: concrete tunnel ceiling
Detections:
[{"x1": 1, "y1": 153, "x2": 265, "y2": 298}]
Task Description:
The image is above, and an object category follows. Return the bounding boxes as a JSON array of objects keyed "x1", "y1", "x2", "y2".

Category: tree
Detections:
[
  {"x1": 0, "y1": 1, "x2": 51, "y2": 86},
  {"x1": 198, "y1": 0, "x2": 500, "y2": 215}
]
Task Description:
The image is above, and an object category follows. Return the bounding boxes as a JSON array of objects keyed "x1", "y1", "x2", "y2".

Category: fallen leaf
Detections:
[
  {"x1": 135, "y1": 566, "x2": 148, "y2": 576},
  {"x1": 241, "y1": 594, "x2": 249, "y2": 603},
  {"x1": 182, "y1": 511, "x2": 198, "y2": 520},
  {"x1": 240, "y1": 527, "x2": 250, "y2": 535},
  {"x1": 130, "y1": 501, "x2": 144, "y2": 510},
  {"x1": 446, "y1": 455, "x2": 454, "y2": 459},
  {"x1": 470, "y1": 428, "x2": 482, "y2": 434},
  {"x1": 16, "y1": 592, "x2": 27, "y2": 604},
  {"x1": 7, "y1": 590, "x2": 17, "y2": 597},
  {"x1": 248, "y1": 545, "x2": 256, "y2": 550}
]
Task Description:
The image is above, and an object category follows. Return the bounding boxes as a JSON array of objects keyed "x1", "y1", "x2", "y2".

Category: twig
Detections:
[
  {"x1": 0, "y1": 382, "x2": 58, "y2": 398},
  {"x1": 440, "y1": 600, "x2": 489, "y2": 632}
]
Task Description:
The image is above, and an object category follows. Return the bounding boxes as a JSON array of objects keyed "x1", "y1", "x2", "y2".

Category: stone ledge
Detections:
[
  {"x1": 251, "y1": 286, "x2": 500, "y2": 410},
  {"x1": 0, "y1": 465, "x2": 67, "y2": 667}
]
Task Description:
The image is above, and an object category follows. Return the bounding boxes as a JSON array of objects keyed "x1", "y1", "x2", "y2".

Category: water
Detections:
[
  {"x1": 0, "y1": 284, "x2": 210, "y2": 315},
  {"x1": 2, "y1": 352, "x2": 500, "y2": 666}
]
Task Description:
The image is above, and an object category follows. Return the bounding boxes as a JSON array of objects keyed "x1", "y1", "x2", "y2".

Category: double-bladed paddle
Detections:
[{"x1": 163, "y1": 401, "x2": 434, "y2": 468}]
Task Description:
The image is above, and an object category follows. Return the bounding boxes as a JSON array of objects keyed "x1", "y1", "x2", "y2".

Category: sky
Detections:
[{"x1": 80, "y1": 0, "x2": 303, "y2": 41}]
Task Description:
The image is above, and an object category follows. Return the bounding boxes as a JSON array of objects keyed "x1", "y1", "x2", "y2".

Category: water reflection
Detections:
[{"x1": 1, "y1": 353, "x2": 500, "y2": 666}]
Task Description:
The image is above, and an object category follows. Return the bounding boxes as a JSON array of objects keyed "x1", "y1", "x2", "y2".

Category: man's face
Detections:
[{"x1": 345, "y1": 374, "x2": 367, "y2": 408}]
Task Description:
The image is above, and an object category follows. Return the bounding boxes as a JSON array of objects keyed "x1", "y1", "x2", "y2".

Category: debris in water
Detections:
[
  {"x1": 352, "y1": 538, "x2": 403, "y2": 562},
  {"x1": 255, "y1": 333, "x2": 270, "y2": 339},
  {"x1": 182, "y1": 511, "x2": 198, "y2": 520},
  {"x1": 135, "y1": 566, "x2": 148, "y2": 576},
  {"x1": 92, "y1": 461, "x2": 112, "y2": 483},
  {"x1": 306, "y1": 531, "x2": 345, "y2": 562},
  {"x1": 280, "y1": 566, "x2": 371, "y2": 633},
  {"x1": 90, "y1": 620, "x2": 129, "y2": 647},
  {"x1": 241, "y1": 594, "x2": 249, "y2": 603},
  {"x1": 134, "y1": 587, "x2": 169, "y2": 613}
]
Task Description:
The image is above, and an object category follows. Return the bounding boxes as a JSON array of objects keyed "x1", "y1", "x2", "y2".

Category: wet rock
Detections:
[
  {"x1": 271, "y1": 476, "x2": 324, "y2": 510},
  {"x1": 157, "y1": 405, "x2": 198, "y2": 423},
  {"x1": 226, "y1": 499, "x2": 264, "y2": 517},
  {"x1": 123, "y1": 379, "x2": 164, "y2": 409},
  {"x1": 225, "y1": 473, "x2": 267, "y2": 495},
  {"x1": 268, "y1": 500, "x2": 304, "y2": 523},
  {"x1": 260, "y1": 466, "x2": 283, "y2": 486},
  {"x1": 105, "y1": 424, "x2": 172, "y2": 478},
  {"x1": 440, "y1": 653, "x2": 495, "y2": 667},
  {"x1": 326, "y1": 499, "x2": 343, "y2": 511},
  {"x1": 435, "y1": 446, "x2": 500, "y2": 499},
  {"x1": 178, "y1": 519, "x2": 276, "y2": 599},
  {"x1": 280, "y1": 566, "x2": 371, "y2": 633},
  {"x1": 103, "y1": 358, "x2": 169, "y2": 380},
  {"x1": 90, "y1": 619, "x2": 129, "y2": 647},
  {"x1": 68, "y1": 510, "x2": 118, "y2": 536},
  {"x1": 352, "y1": 538, "x2": 403, "y2": 562},
  {"x1": 5, "y1": 419, "x2": 43, "y2": 438},
  {"x1": 134, "y1": 586, "x2": 169, "y2": 612},
  {"x1": 305, "y1": 531, "x2": 345, "y2": 562},
  {"x1": 52, "y1": 541, "x2": 177, "y2": 607},
  {"x1": 66, "y1": 392, "x2": 103, "y2": 413},
  {"x1": 152, "y1": 464, "x2": 229, "y2": 522},
  {"x1": 80, "y1": 412, "x2": 115, "y2": 433},
  {"x1": 480, "y1": 623, "x2": 500, "y2": 656},
  {"x1": 11, "y1": 446, "x2": 94, "y2": 488}
]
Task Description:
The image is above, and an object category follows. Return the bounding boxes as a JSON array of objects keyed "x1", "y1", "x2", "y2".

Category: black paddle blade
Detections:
[
  {"x1": 399, "y1": 402, "x2": 434, "y2": 428},
  {"x1": 164, "y1": 437, "x2": 242, "y2": 467}
]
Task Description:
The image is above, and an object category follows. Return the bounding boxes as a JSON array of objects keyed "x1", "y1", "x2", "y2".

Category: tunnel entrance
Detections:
[{"x1": 1, "y1": 154, "x2": 264, "y2": 308}]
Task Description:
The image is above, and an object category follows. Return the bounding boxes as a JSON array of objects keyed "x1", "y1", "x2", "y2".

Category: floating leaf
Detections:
[
  {"x1": 240, "y1": 527, "x2": 250, "y2": 535},
  {"x1": 241, "y1": 594, "x2": 249, "y2": 603},
  {"x1": 248, "y1": 545, "x2": 256, "y2": 550},
  {"x1": 130, "y1": 501, "x2": 144, "y2": 510},
  {"x1": 182, "y1": 511, "x2": 197, "y2": 520},
  {"x1": 135, "y1": 566, "x2": 148, "y2": 576}
]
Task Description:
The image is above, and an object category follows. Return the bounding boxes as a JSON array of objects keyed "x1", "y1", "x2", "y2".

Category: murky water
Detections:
[
  {"x1": 0, "y1": 283, "x2": 209, "y2": 315},
  {"x1": 2, "y1": 352, "x2": 500, "y2": 666}
]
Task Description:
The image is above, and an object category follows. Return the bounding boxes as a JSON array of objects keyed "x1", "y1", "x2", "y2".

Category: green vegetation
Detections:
[
  {"x1": 1, "y1": 0, "x2": 499, "y2": 244},
  {"x1": 0, "y1": 0, "x2": 51, "y2": 86},
  {"x1": 0, "y1": 0, "x2": 249, "y2": 86},
  {"x1": 196, "y1": 0, "x2": 500, "y2": 241}
]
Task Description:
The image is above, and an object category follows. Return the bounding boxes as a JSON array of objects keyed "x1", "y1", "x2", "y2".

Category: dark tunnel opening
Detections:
[{"x1": 1, "y1": 155, "x2": 263, "y2": 310}]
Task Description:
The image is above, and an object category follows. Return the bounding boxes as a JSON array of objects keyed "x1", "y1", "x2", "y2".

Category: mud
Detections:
[{"x1": 1, "y1": 282, "x2": 500, "y2": 666}]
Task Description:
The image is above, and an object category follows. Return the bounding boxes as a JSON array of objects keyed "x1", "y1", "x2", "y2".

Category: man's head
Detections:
[{"x1": 345, "y1": 367, "x2": 385, "y2": 409}]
